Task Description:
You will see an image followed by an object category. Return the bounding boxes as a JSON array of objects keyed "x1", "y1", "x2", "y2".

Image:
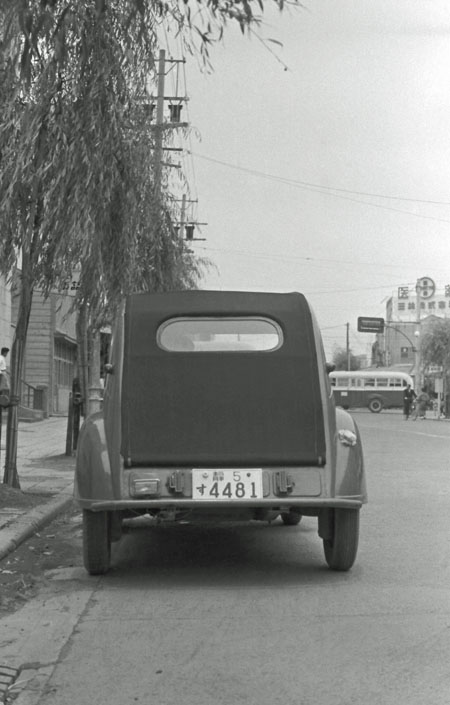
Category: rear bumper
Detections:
[{"x1": 76, "y1": 496, "x2": 364, "y2": 512}]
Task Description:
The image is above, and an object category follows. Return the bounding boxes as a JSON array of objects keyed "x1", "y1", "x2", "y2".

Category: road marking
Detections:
[{"x1": 357, "y1": 423, "x2": 450, "y2": 440}]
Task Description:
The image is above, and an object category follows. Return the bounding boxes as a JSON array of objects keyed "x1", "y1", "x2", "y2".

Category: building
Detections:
[
  {"x1": 386, "y1": 282, "x2": 450, "y2": 323},
  {"x1": 375, "y1": 279, "x2": 450, "y2": 394},
  {"x1": 11, "y1": 276, "x2": 78, "y2": 417}
]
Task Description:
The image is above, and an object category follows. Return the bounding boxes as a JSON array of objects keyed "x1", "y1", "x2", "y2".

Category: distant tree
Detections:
[
  {"x1": 420, "y1": 319, "x2": 450, "y2": 377},
  {"x1": 332, "y1": 347, "x2": 362, "y2": 371}
]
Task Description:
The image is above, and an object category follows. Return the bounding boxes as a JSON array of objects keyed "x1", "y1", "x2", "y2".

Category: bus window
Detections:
[
  {"x1": 391, "y1": 378, "x2": 403, "y2": 387},
  {"x1": 364, "y1": 378, "x2": 375, "y2": 387},
  {"x1": 334, "y1": 377, "x2": 348, "y2": 388},
  {"x1": 375, "y1": 378, "x2": 389, "y2": 387}
]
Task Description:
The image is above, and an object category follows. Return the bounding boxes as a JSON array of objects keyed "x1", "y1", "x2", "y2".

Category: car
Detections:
[{"x1": 75, "y1": 290, "x2": 367, "y2": 575}]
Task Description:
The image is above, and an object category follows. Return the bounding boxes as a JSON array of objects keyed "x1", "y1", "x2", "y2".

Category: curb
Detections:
[{"x1": 0, "y1": 490, "x2": 74, "y2": 562}]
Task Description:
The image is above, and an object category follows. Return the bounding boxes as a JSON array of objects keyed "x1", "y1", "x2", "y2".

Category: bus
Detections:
[{"x1": 329, "y1": 370, "x2": 414, "y2": 413}]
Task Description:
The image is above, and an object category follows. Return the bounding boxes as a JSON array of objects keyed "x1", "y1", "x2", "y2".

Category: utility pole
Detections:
[
  {"x1": 151, "y1": 52, "x2": 206, "y2": 242},
  {"x1": 152, "y1": 50, "x2": 189, "y2": 198},
  {"x1": 415, "y1": 280, "x2": 422, "y2": 390},
  {"x1": 153, "y1": 49, "x2": 166, "y2": 199},
  {"x1": 346, "y1": 322, "x2": 350, "y2": 370},
  {"x1": 179, "y1": 193, "x2": 187, "y2": 236},
  {"x1": 175, "y1": 195, "x2": 207, "y2": 242}
]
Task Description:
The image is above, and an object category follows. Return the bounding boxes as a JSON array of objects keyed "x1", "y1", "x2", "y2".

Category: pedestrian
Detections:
[
  {"x1": 412, "y1": 387, "x2": 430, "y2": 421},
  {"x1": 0, "y1": 346, "x2": 9, "y2": 373},
  {"x1": 403, "y1": 383, "x2": 416, "y2": 420}
]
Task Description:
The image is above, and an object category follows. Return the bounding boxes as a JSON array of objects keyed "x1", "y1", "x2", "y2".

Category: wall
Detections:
[
  {"x1": 54, "y1": 291, "x2": 77, "y2": 341},
  {"x1": 21, "y1": 290, "x2": 53, "y2": 413}
]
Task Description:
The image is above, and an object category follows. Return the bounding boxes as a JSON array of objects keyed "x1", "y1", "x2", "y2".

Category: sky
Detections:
[{"x1": 163, "y1": 0, "x2": 450, "y2": 359}]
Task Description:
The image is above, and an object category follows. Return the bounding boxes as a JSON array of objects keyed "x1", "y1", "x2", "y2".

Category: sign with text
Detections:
[{"x1": 357, "y1": 316, "x2": 385, "y2": 333}]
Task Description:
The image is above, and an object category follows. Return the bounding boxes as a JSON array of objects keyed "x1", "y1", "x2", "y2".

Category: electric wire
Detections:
[
  {"x1": 188, "y1": 151, "x2": 450, "y2": 224},
  {"x1": 194, "y1": 244, "x2": 448, "y2": 279}
]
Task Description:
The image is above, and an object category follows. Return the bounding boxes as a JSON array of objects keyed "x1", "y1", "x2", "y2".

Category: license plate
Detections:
[{"x1": 192, "y1": 469, "x2": 263, "y2": 501}]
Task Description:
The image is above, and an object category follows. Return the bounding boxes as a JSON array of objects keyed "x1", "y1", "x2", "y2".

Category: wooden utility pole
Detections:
[
  {"x1": 153, "y1": 49, "x2": 166, "y2": 199},
  {"x1": 415, "y1": 279, "x2": 422, "y2": 390},
  {"x1": 346, "y1": 322, "x2": 350, "y2": 370}
]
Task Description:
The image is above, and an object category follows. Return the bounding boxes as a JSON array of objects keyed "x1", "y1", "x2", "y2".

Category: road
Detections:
[{"x1": 2, "y1": 411, "x2": 450, "y2": 705}]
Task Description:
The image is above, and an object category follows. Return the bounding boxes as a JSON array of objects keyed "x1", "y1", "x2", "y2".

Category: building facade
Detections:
[
  {"x1": 11, "y1": 283, "x2": 78, "y2": 416},
  {"x1": 375, "y1": 280, "x2": 450, "y2": 396},
  {"x1": 386, "y1": 282, "x2": 450, "y2": 323}
]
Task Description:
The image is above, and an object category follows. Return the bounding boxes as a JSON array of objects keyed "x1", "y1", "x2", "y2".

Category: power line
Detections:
[
  {"x1": 190, "y1": 151, "x2": 450, "y2": 205},
  {"x1": 196, "y1": 245, "x2": 448, "y2": 278},
  {"x1": 189, "y1": 151, "x2": 450, "y2": 223}
]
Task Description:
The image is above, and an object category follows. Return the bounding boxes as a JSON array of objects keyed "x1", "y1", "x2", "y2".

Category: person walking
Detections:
[
  {"x1": 412, "y1": 387, "x2": 430, "y2": 420},
  {"x1": 403, "y1": 383, "x2": 416, "y2": 420}
]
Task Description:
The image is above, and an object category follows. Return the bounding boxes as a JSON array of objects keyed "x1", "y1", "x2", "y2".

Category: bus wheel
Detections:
[
  {"x1": 323, "y1": 509, "x2": 360, "y2": 571},
  {"x1": 368, "y1": 398, "x2": 383, "y2": 413}
]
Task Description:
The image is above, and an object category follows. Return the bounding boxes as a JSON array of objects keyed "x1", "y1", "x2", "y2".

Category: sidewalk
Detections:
[{"x1": 0, "y1": 417, "x2": 75, "y2": 561}]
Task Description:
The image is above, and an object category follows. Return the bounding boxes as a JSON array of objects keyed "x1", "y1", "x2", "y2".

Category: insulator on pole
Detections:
[
  {"x1": 185, "y1": 224, "x2": 195, "y2": 240},
  {"x1": 169, "y1": 104, "x2": 182, "y2": 122}
]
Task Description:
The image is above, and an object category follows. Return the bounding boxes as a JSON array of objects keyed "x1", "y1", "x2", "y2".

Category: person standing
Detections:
[
  {"x1": 403, "y1": 383, "x2": 416, "y2": 420},
  {"x1": 0, "y1": 347, "x2": 10, "y2": 407},
  {"x1": 412, "y1": 387, "x2": 430, "y2": 421},
  {"x1": 0, "y1": 346, "x2": 9, "y2": 373}
]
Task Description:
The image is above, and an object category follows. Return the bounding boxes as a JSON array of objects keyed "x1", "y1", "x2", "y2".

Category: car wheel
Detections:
[
  {"x1": 323, "y1": 509, "x2": 360, "y2": 571},
  {"x1": 281, "y1": 512, "x2": 302, "y2": 526},
  {"x1": 83, "y1": 509, "x2": 111, "y2": 575},
  {"x1": 368, "y1": 398, "x2": 383, "y2": 413}
]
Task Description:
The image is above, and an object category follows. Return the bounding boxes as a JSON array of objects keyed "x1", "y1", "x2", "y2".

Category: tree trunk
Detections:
[
  {"x1": 76, "y1": 304, "x2": 90, "y2": 419},
  {"x1": 3, "y1": 265, "x2": 34, "y2": 487},
  {"x1": 2, "y1": 116, "x2": 46, "y2": 487}
]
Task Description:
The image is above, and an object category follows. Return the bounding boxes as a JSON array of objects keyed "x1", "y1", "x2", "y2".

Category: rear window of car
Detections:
[{"x1": 158, "y1": 317, "x2": 283, "y2": 352}]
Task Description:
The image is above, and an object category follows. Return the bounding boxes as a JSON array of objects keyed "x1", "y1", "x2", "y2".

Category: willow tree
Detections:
[{"x1": 0, "y1": 0, "x2": 291, "y2": 487}]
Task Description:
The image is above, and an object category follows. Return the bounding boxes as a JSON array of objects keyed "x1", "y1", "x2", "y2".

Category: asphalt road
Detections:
[{"x1": 2, "y1": 410, "x2": 450, "y2": 705}]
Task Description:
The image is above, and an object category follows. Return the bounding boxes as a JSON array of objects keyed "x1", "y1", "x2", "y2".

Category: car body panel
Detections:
[
  {"x1": 75, "y1": 291, "x2": 366, "y2": 515},
  {"x1": 121, "y1": 291, "x2": 326, "y2": 467}
]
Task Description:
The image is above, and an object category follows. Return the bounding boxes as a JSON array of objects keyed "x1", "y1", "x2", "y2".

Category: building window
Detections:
[
  {"x1": 54, "y1": 339, "x2": 76, "y2": 388},
  {"x1": 428, "y1": 301, "x2": 435, "y2": 309},
  {"x1": 438, "y1": 301, "x2": 446, "y2": 309},
  {"x1": 400, "y1": 347, "x2": 409, "y2": 359},
  {"x1": 421, "y1": 302, "x2": 426, "y2": 309}
]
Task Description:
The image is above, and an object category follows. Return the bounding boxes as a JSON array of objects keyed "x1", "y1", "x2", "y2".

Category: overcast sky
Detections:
[{"x1": 166, "y1": 1, "x2": 450, "y2": 358}]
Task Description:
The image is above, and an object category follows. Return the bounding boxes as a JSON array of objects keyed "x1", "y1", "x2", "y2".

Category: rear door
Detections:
[{"x1": 121, "y1": 291, "x2": 326, "y2": 467}]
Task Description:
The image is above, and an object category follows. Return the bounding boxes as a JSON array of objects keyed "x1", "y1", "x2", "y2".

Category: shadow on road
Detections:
[{"x1": 106, "y1": 518, "x2": 362, "y2": 588}]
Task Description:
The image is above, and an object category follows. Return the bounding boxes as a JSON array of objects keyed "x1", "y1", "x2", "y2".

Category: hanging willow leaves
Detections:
[{"x1": 0, "y1": 0, "x2": 295, "y2": 484}]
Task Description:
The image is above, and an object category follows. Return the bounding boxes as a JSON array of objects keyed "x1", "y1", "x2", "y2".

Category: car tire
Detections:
[
  {"x1": 281, "y1": 512, "x2": 302, "y2": 526},
  {"x1": 83, "y1": 509, "x2": 111, "y2": 575},
  {"x1": 368, "y1": 397, "x2": 383, "y2": 413},
  {"x1": 323, "y1": 509, "x2": 360, "y2": 571}
]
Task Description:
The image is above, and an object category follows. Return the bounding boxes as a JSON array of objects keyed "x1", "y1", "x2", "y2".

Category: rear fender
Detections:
[
  {"x1": 75, "y1": 413, "x2": 114, "y2": 502},
  {"x1": 334, "y1": 407, "x2": 367, "y2": 502}
]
